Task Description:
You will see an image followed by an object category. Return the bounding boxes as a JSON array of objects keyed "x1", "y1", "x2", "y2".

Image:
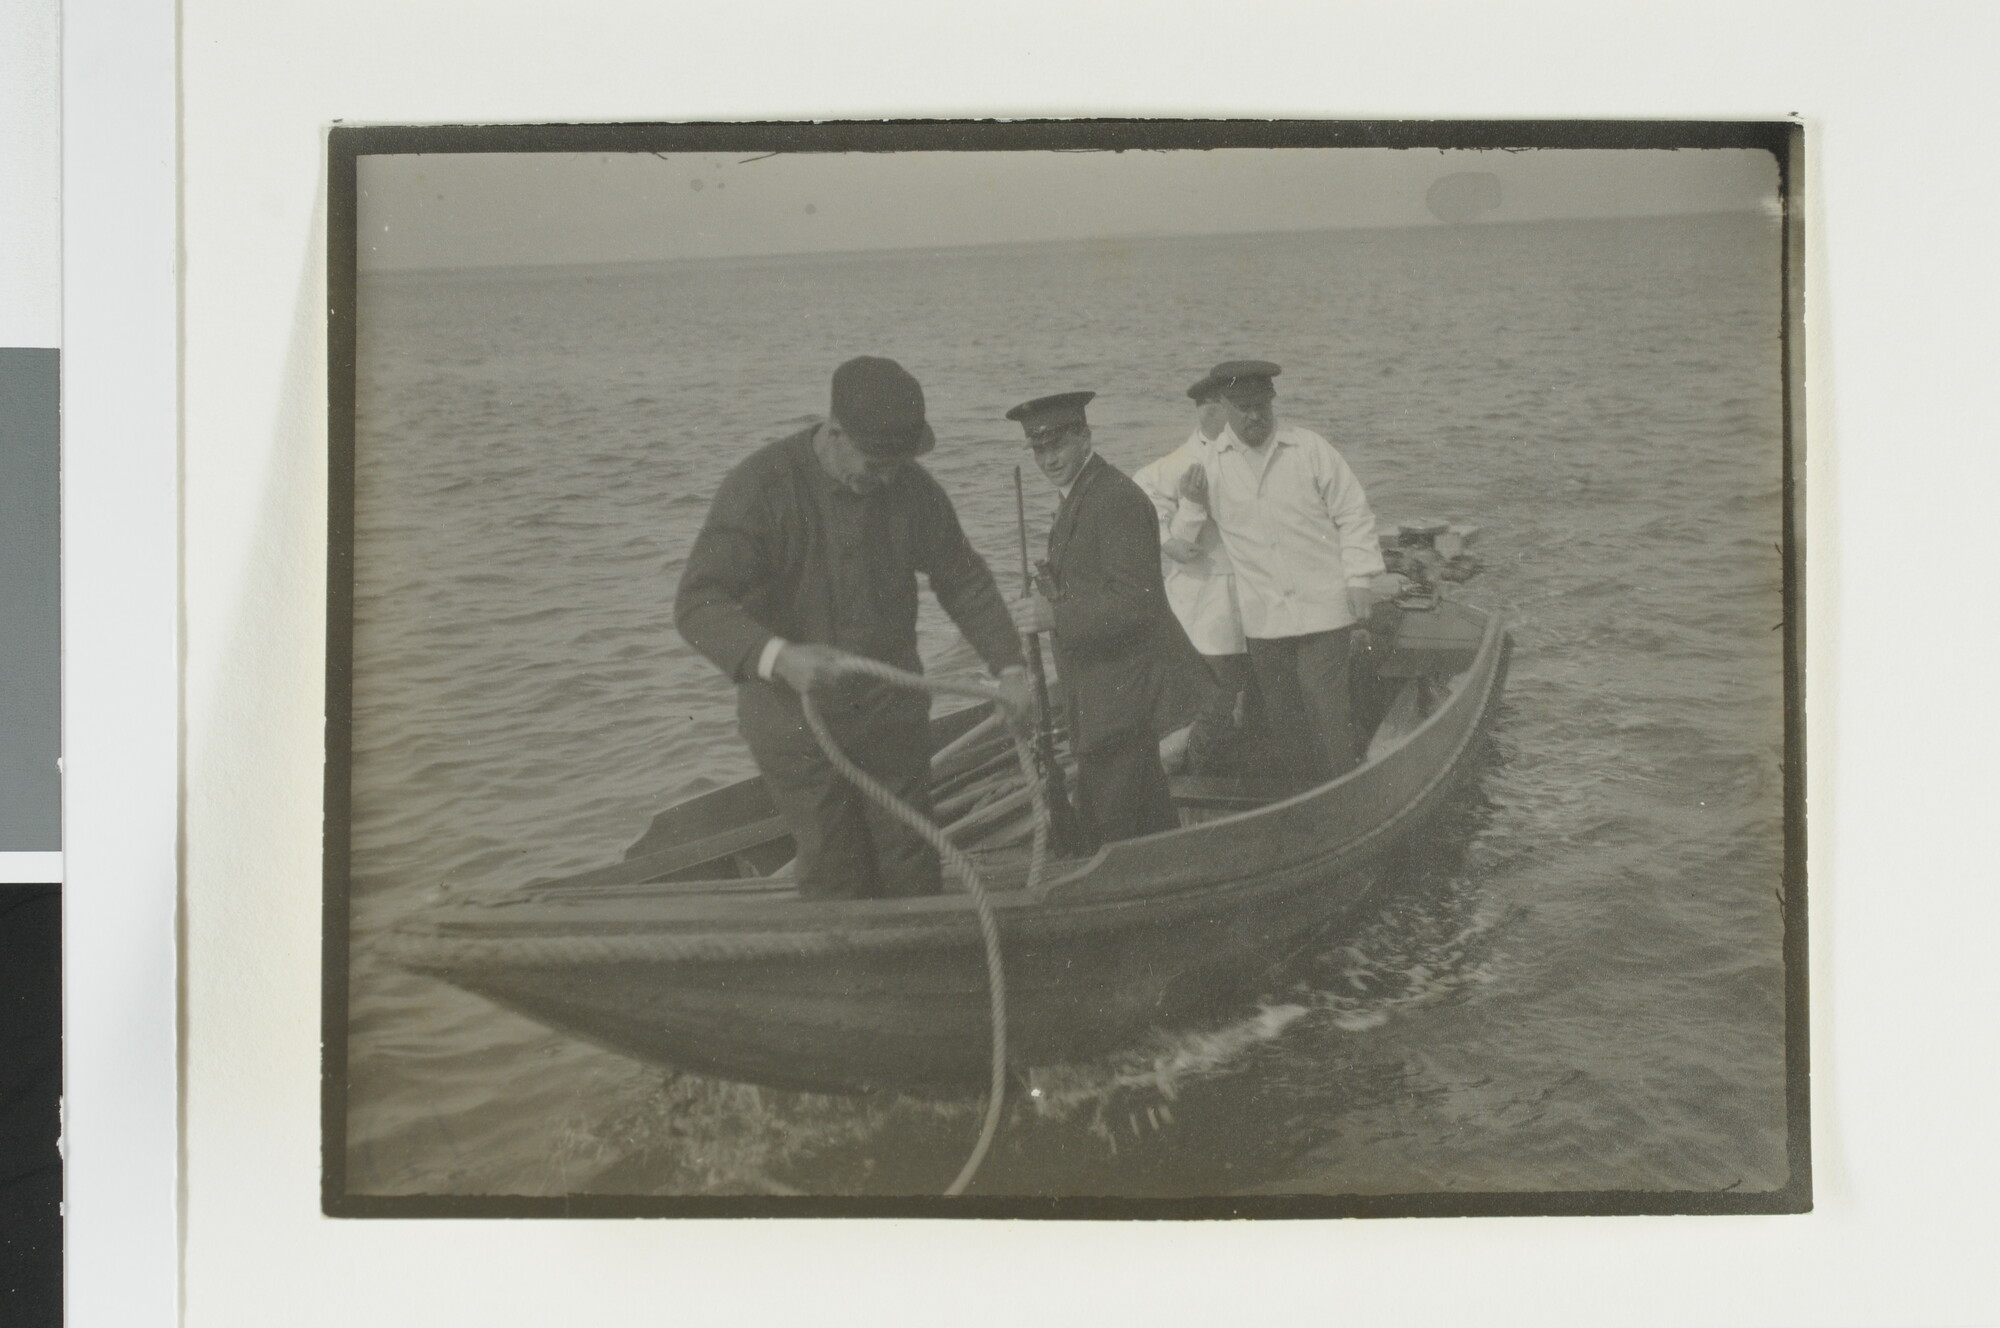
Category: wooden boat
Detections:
[{"x1": 383, "y1": 592, "x2": 1511, "y2": 1097}]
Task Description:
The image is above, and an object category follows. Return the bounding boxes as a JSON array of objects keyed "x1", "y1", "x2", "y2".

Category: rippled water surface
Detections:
[{"x1": 342, "y1": 213, "x2": 1790, "y2": 1198}]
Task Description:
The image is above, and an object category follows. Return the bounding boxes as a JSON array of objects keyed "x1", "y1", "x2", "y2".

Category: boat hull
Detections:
[
  {"x1": 447, "y1": 858, "x2": 1389, "y2": 1094},
  {"x1": 387, "y1": 609, "x2": 1511, "y2": 1095}
]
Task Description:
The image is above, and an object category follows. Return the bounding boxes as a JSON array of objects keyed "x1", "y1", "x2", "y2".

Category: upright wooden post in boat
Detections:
[{"x1": 1015, "y1": 466, "x2": 1080, "y2": 856}]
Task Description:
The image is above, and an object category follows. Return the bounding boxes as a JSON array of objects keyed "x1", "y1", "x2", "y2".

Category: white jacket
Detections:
[
  {"x1": 1201, "y1": 422, "x2": 1384, "y2": 640},
  {"x1": 1131, "y1": 431, "x2": 1246, "y2": 656}
]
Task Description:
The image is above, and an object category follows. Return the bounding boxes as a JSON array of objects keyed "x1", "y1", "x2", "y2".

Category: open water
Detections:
[{"x1": 343, "y1": 212, "x2": 1790, "y2": 1198}]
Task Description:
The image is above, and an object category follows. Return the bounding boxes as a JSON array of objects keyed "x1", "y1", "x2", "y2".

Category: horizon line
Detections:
[{"x1": 357, "y1": 206, "x2": 1773, "y2": 277}]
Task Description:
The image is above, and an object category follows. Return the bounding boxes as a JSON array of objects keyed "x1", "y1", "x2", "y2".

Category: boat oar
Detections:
[
  {"x1": 1015, "y1": 466, "x2": 1082, "y2": 856},
  {"x1": 933, "y1": 741, "x2": 1026, "y2": 802},
  {"x1": 930, "y1": 709, "x2": 1008, "y2": 773},
  {"x1": 943, "y1": 754, "x2": 1079, "y2": 845}
]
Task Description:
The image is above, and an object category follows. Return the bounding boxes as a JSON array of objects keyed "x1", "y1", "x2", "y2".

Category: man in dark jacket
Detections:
[
  {"x1": 675, "y1": 357, "x2": 1031, "y2": 899},
  {"x1": 1007, "y1": 391, "x2": 1212, "y2": 847}
]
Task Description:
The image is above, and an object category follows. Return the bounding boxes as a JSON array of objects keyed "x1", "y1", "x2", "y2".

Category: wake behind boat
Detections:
[{"x1": 381, "y1": 524, "x2": 1510, "y2": 1097}]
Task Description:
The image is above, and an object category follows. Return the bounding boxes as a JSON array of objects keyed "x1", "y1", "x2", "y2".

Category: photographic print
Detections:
[{"x1": 323, "y1": 121, "x2": 1804, "y2": 1216}]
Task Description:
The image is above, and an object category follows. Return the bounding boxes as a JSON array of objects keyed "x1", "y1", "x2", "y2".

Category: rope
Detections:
[{"x1": 798, "y1": 655, "x2": 1049, "y2": 1197}]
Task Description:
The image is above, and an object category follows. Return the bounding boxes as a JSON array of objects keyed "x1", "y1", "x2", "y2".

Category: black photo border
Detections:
[{"x1": 322, "y1": 117, "x2": 1808, "y2": 1220}]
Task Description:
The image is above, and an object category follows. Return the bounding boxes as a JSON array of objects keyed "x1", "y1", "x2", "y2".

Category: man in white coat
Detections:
[
  {"x1": 1131, "y1": 379, "x2": 1255, "y2": 772},
  {"x1": 1176, "y1": 360, "x2": 1386, "y2": 786}
]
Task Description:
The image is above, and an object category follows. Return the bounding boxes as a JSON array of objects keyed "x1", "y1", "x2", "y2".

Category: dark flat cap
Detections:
[
  {"x1": 1005, "y1": 390, "x2": 1096, "y2": 439},
  {"x1": 831, "y1": 356, "x2": 936, "y2": 457},
  {"x1": 1187, "y1": 359, "x2": 1282, "y2": 401}
]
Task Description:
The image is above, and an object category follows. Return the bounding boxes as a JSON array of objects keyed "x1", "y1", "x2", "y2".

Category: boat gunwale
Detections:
[{"x1": 387, "y1": 609, "x2": 1509, "y2": 970}]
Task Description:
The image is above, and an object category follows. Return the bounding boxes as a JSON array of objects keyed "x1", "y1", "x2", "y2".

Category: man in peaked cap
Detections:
[
  {"x1": 676, "y1": 357, "x2": 1032, "y2": 899},
  {"x1": 1008, "y1": 390, "x2": 1212, "y2": 848},
  {"x1": 1176, "y1": 360, "x2": 1387, "y2": 786}
]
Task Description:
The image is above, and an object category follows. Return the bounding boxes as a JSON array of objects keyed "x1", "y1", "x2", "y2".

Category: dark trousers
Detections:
[
  {"x1": 1075, "y1": 728, "x2": 1181, "y2": 848},
  {"x1": 1209, "y1": 652, "x2": 1260, "y2": 726},
  {"x1": 1247, "y1": 627, "x2": 1357, "y2": 787},
  {"x1": 1185, "y1": 652, "x2": 1259, "y2": 772},
  {"x1": 741, "y1": 688, "x2": 942, "y2": 900}
]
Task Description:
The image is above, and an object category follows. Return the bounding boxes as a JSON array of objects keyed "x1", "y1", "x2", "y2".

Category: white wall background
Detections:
[
  {"x1": 62, "y1": 0, "x2": 179, "y2": 1324},
  {"x1": 156, "y1": 2, "x2": 2000, "y2": 1326}
]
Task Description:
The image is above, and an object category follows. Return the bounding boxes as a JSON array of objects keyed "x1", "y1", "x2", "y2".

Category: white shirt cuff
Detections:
[
  {"x1": 756, "y1": 636, "x2": 788, "y2": 681},
  {"x1": 1168, "y1": 504, "x2": 1209, "y2": 542}
]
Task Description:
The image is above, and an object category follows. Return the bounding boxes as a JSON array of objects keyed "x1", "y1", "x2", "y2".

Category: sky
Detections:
[{"x1": 357, "y1": 146, "x2": 1779, "y2": 271}]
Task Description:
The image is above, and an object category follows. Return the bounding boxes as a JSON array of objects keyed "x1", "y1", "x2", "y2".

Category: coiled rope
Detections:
[{"x1": 797, "y1": 656, "x2": 1050, "y2": 1196}]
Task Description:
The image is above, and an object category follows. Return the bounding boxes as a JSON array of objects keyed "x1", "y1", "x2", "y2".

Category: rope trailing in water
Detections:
[{"x1": 797, "y1": 655, "x2": 1049, "y2": 1197}]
